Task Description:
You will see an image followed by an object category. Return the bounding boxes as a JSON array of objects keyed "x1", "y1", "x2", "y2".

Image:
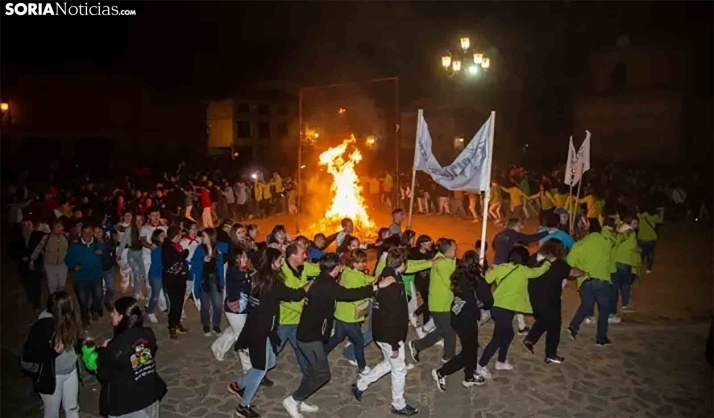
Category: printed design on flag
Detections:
[{"x1": 415, "y1": 110, "x2": 493, "y2": 192}]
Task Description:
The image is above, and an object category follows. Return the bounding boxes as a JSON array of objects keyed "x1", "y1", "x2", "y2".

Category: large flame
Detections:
[{"x1": 310, "y1": 136, "x2": 376, "y2": 237}]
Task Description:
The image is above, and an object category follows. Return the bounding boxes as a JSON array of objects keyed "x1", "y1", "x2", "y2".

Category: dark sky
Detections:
[{"x1": 3, "y1": 1, "x2": 711, "y2": 102}]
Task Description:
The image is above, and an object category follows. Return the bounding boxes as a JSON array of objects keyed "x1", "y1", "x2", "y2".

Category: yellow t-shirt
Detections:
[{"x1": 383, "y1": 174, "x2": 394, "y2": 192}]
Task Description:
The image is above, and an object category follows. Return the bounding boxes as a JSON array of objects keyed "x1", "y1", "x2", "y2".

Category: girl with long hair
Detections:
[
  {"x1": 146, "y1": 229, "x2": 166, "y2": 324},
  {"x1": 97, "y1": 296, "x2": 166, "y2": 417},
  {"x1": 125, "y1": 214, "x2": 147, "y2": 300},
  {"x1": 432, "y1": 251, "x2": 493, "y2": 391},
  {"x1": 190, "y1": 228, "x2": 226, "y2": 336},
  {"x1": 163, "y1": 226, "x2": 190, "y2": 339},
  {"x1": 229, "y1": 248, "x2": 312, "y2": 418},
  {"x1": 24, "y1": 291, "x2": 81, "y2": 418}
]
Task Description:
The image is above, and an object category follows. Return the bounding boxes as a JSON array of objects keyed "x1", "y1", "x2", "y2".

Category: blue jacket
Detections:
[
  {"x1": 66, "y1": 239, "x2": 102, "y2": 282},
  {"x1": 190, "y1": 242, "x2": 227, "y2": 295},
  {"x1": 308, "y1": 246, "x2": 325, "y2": 263},
  {"x1": 538, "y1": 227, "x2": 575, "y2": 249},
  {"x1": 95, "y1": 240, "x2": 115, "y2": 272},
  {"x1": 148, "y1": 246, "x2": 162, "y2": 279}
]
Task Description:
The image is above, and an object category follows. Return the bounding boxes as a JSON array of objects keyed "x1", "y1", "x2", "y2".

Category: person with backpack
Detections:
[
  {"x1": 211, "y1": 248, "x2": 254, "y2": 367},
  {"x1": 431, "y1": 250, "x2": 493, "y2": 391},
  {"x1": 97, "y1": 296, "x2": 167, "y2": 417},
  {"x1": 23, "y1": 291, "x2": 82, "y2": 418}
]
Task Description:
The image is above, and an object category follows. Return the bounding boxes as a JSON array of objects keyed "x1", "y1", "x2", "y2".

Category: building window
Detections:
[
  {"x1": 277, "y1": 105, "x2": 288, "y2": 116},
  {"x1": 258, "y1": 104, "x2": 270, "y2": 116},
  {"x1": 237, "y1": 121, "x2": 251, "y2": 138},
  {"x1": 275, "y1": 122, "x2": 288, "y2": 138},
  {"x1": 258, "y1": 122, "x2": 270, "y2": 139},
  {"x1": 237, "y1": 103, "x2": 250, "y2": 114}
]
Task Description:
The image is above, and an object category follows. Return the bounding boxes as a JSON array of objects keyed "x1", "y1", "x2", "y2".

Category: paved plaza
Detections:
[{"x1": 2, "y1": 214, "x2": 712, "y2": 418}]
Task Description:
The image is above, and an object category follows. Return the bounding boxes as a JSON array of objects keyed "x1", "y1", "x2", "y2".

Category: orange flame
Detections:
[{"x1": 310, "y1": 136, "x2": 376, "y2": 237}]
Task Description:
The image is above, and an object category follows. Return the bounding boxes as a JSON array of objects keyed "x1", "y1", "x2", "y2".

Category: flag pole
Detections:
[
  {"x1": 568, "y1": 180, "x2": 574, "y2": 234},
  {"x1": 407, "y1": 109, "x2": 423, "y2": 229},
  {"x1": 479, "y1": 111, "x2": 496, "y2": 267},
  {"x1": 572, "y1": 160, "x2": 584, "y2": 234}
]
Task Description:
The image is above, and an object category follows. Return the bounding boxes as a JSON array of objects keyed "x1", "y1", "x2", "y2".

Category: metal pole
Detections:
[
  {"x1": 407, "y1": 109, "x2": 422, "y2": 230},
  {"x1": 296, "y1": 88, "x2": 303, "y2": 234},
  {"x1": 395, "y1": 77, "x2": 400, "y2": 200},
  {"x1": 479, "y1": 111, "x2": 496, "y2": 267}
]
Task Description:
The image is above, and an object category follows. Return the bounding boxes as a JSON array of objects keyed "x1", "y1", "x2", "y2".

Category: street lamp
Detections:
[
  {"x1": 0, "y1": 102, "x2": 8, "y2": 113},
  {"x1": 440, "y1": 36, "x2": 491, "y2": 77}
]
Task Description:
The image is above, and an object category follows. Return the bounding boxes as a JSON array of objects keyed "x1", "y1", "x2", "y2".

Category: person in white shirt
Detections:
[
  {"x1": 180, "y1": 221, "x2": 202, "y2": 312},
  {"x1": 140, "y1": 208, "x2": 168, "y2": 311}
]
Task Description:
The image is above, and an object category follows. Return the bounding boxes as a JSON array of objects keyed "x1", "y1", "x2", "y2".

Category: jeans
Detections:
[
  {"x1": 237, "y1": 338, "x2": 275, "y2": 407},
  {"x1": 414, "y1": 274, "x2": 431, "y2": 324},
  {"x1": 147, "y1": 276, "x2": 163, "y2": 314},
  {"x1": 439, "y1": 322, "x2": 479, "y2": 379},
  {"x1": 75, "y1": 279, "x2": 102, "y2": 321},
  {"x1": 45, "y1": 264, "x2": 68, "y2": 295},
  {"x1": 569, "y1": 279, "x2": 613, "y2": 342},
  {"x1": 342, "y1": 302, "x2": 373, "y2": 363},
  {"x1": 325, "y1": 320, "x2": 366, "y2": 370},
  {"x1": 479, "y1": 306, "x2": 515, "y2": 366},
  {"x1": 277, "y1": 325, "x2": 309, "y2": 375},
  {"x1": 39, "y1": 369, "x2": 79, "y2": 418},
  {"x1": 293, "y1": 340, "x2": 331, "y2": 401},
  {"x1": 611, "y1": 262, "x2": 633, "y2": 314},
  {"x1": 356, "y1": 341, "x2": 407, "y2": 411},
  {"x1": 526, "y1": 303, "x2": 562, "y2": 358},
  {"x1": 127, "y1": 250, "x2": 145, "y2": 293},
  {"x1": 102, "y1": 269, "x2": 115, "y2": 306},
  {"x1": 211, "y1": 312, "x2": 252, "y2": 368},
  {"x1": 413, "y1": 312, "x2": 457, "y2": 359},
  {"x1": 108, "y1": 401, "x2": 159, "y2": 418},
  {"x1": 199, "y1": 281, "x2": 222, "y2": 327},
  {"x1": 639, "y1": 240, "x2": 656, "y2": 271}
]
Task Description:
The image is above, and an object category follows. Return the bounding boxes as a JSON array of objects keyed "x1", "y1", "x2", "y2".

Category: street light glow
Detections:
[
  {"x1": 460, "y1": 37, "x2": 470, "y2": 50},
  {"x1": 0, "y1": 102, "x2": 8, "y2": 112},
  {"x1": 452, "y1": 60, "x2": 462, "y2": 72},
  {"x1": 468, "y1": 65, "x2": 479, "y2": 75},
  {"x1": 366, "y1": 137, "x2": 376, "y2": 145},
  {"x1": 441, "y1": 54, "x2": 452, "y2": 69}
]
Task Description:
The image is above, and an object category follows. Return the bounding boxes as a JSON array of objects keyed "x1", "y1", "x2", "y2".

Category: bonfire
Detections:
[{"x1": 309, "y1": 136, "x2": 377, "y2": 238}]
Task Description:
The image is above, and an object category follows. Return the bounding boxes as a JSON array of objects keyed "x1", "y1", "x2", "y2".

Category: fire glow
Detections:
[{"x1": 310, "y1": 136, "x2": 376, "y2": 237}]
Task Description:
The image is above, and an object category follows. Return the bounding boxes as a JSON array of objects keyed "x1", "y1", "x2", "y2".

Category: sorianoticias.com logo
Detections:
[{"x1": 4, "y1": 3, "x2": 137, "y2": 16}]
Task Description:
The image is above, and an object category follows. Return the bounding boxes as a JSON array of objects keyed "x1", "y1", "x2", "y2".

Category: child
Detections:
[
  {"x1": 147, "y1": 229, "x2": 166, "y2": 324},
  {"x1": 352, "y1": 249, "x2": 419, "y2": 416}
]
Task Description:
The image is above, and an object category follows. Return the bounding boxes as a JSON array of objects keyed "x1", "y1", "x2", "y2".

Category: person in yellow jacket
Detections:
[
  {"x1": 276, "y1": 242, "x2": 320, "y2": 376},
  {"x1": 501, "y1": 182, "x2": 528, "y2": 220},
  {"x1": 325, "y1": 249, "x2": 374, "y2": 373},
  {"x1": 637, "y1": 203, "x2": 663, "y2": 273},
  {"x1": 261, "y1": 180, "x2": 272, "y2": 217},
  {"x1": 382, "y1": 172, "x2": 394, "y2": 209},
  {"x1": 566, "y1": 219, "x2": 615, "y2": 346},
  {"x1": 609, "y1": 218, "x2": 640, "y2": 323},
  {"x1": 579, "y1": 189, "x2": 606, "y2": 223},
  {"x1": 475, "y1": 246, "x2": 551, "y2": 378},
  {"x1": 409, "y1": 239, "x2": 458, "y2": 363},
  {"x1": 528, "y1": 182, "x2": 557, "y2": 226},
  {"x1": 270, "y1": 172, "x2": 286, "y2": 214}
]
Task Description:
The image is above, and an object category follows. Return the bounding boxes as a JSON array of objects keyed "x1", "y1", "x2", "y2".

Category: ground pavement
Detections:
[{"x1": 2, "y1": 213, "x2": 712, "y2": 418}]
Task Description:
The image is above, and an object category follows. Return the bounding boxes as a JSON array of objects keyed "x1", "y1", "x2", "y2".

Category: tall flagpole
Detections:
[
  {"x1": 407, "y1": 109, "x2": 423, "y2": 229},
  {"x1": 479, "y1": 111, "x2": 496, "y2": 267},
  {"x1": 572, "y1": 159, "x2": 584, "y2": 234},
  {"x1": 568, "y1": 181, "x2": 574, "y2": 234}
]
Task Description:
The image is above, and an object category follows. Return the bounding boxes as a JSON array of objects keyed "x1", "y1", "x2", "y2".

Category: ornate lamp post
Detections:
[{"x1": 441, "y1": 36, "x2": 491, "y2": 77}]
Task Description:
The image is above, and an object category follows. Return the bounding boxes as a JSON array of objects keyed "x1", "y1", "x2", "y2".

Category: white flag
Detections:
[
  {"x1": 564, "y1": 130, "x2": 591, "y2": 186},
  {"x1": 414, "y1": 109, "x2": 493, "y2": 192}
]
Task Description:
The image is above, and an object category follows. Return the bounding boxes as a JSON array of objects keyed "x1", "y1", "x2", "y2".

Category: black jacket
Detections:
[
  {"x1": 296, "y1": 272, "x2": 374, "y2": 343},
  {"x1": 372, "y1": 267, "x2": 408, "y2": 351},
  {"x1": 11, "y1": 230, "x2": 45, "y2": 266},
  {"x1": 161, "y1": 241, "x2": 189, "y2": 283},
  {"x1": 451, "y1": 275, "x2": 494, "y2": 328},
  {"x1": 97, "y1": 327, "x2": 167, "y2": 417},
  {"x1": 23, "y1": 312, "x2": 82, "y2": 395},
  {"x1": 237, "y1": 280, "x2": 305, "y2": 370},
  {"x1": 527, "y1": 258, "x2": 570, "y2": 312}
]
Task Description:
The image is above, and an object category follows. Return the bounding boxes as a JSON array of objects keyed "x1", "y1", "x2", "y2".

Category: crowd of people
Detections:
[{"x1": 9, "y1": 161, "x2": 704, "y2": 418}]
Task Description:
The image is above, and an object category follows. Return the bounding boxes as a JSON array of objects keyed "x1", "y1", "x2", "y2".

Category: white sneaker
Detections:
[
  {"x1": 495, "y1": 361, "x2": 514, "y2": 371},
  {"x1": 608, "y1": 315, "x2": 622, "y2": 324},
  {"x1": 346, "y1": 359, "x2": 358, "y2": 367},
  {"x1": 408, "y1": 313, "x2": 419, "y2": 328},
  {"x1": 406, "y1": 363, "x2": 415, "y2": 371},
  {"x1": 282, "y1": 396, "x2": 303, "y2": 418},
  {"x1": 415, "y1": 327, "x2": 427, "y2": 339},
  {"x1": 476, "y1": 365, "x2": 491, "y2": 379},
  {"x1": 148, "y1": 313, "x2": 158, "y2": 324},
  {"x1": 299, "y1": 401, "x2": 319, "y2": 413},
  {"x1": 584, "y1": 317, "x2": 593, "y2": 325},
  {"x1": 435, "y1": 339, "x2": 444, "y2": 347},
  {"x1": 359, "y1": 366, "x2": 371, "y2": 377}
]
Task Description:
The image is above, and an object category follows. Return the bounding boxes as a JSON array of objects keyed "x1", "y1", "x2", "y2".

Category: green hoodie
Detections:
[
  {"x1": 566, "y1": 232, "x2": 613, "y2": 287},
  {"x1": 428, "y1": 252, "x2": 456, "y2": 312},
  {"x1": 637, "y1": 212, "x2": 662, "y2": 241},
  {"x1": 486, "y1": 261, "x2": 551, "y2": 314},
  {"x1": 279, "y1": 261, "x2": 320, "y2": 325},
  {"x1": 613, "y1": 229, "x2": 639, "y2": 267},
  {"x1": 334, "y1": 267, "x2": 376, "y2": 323}
]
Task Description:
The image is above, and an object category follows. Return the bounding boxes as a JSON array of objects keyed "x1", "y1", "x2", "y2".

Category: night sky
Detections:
[{"x1": 1, "y1": 2, "x2": 712, "y2": 165}]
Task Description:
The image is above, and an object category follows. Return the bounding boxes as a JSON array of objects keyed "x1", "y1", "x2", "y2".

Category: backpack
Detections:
[{"x1": 20, "y1": 330, "x2": 54, "y2": 377}]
